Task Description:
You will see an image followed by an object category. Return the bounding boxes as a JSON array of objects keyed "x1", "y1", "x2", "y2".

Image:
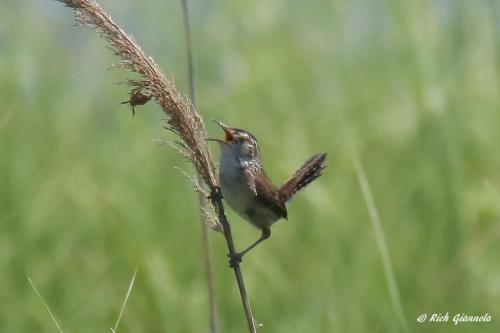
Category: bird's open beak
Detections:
[{"x1": 206, "y1": 119, "x2": 233, "y2": 144}]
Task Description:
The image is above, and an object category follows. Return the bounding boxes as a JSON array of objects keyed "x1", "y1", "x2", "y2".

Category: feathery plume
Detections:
[{"x1": 57, "y1": 0, "x2": 217, "y2": 189}]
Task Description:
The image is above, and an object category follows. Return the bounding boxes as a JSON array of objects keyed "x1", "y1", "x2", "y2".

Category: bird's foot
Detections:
[
  {"x1": 227, "y1": 252, "x2": 243, "y2": 268},
  {"x1": 208, "y1": 187, "x2": 223, "y2": 202}
]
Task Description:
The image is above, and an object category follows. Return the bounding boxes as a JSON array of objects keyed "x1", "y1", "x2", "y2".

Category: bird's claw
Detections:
[
  {"x1": 227, "y1": 252, "x2": 242, "y2": 268},
  {"x1": 208, "y1": 187, "x2": 223, "y2": 202}
]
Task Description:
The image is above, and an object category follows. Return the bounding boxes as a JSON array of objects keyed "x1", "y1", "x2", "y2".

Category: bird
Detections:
[{"x1": 208, "y1": 120, "x2": 326, "y2": 266}]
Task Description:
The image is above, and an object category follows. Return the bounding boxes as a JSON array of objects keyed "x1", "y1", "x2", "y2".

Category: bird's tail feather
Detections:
[{"x1": 279, "y1": 153, "x2": 327, "y2": 203}]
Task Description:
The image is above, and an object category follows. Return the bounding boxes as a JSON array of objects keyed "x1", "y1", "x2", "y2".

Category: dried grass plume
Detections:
[{"x1": 58, "y1": 0, "x2": 217, "y2": 192}]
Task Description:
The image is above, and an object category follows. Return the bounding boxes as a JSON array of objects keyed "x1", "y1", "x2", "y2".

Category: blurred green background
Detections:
[{"x1": 1, "y1": 0, "x2": 500, "y2": 332}]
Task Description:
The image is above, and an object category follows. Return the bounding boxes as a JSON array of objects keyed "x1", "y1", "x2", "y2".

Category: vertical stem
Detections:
[
  {"x1": 351, "y1": 146, "x2": 408, "y2": 333},
  {"x1": 211, "y1": 196, "x2": 257, "y2": 333},
  {"x1": 180, "y1": 1, "x2": 256, "y2": 328},
  {"x1": 181, "y1": 0, "x2": 196, "y2": 106},
  {"x1": 180, "y1": 1, "x2": 218, "y2": 332},
  {"x1": 200, "y1": 222, "x2": 218, "y2": 333},
  {"x1": 180, "y1": 2, "x2": 255, "y2": 331}
]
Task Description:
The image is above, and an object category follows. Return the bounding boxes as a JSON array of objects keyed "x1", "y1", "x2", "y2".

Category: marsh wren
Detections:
[{"x1": 209, "y1": 121, "x2": 326, "y2": 265}]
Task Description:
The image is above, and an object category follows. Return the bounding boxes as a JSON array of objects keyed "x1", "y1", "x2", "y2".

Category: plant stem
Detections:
[
  {"x1": 351, "y1": 146, "x2": 408, "y2": 333},
  {"x1": 210, "y1": 192, "x2": 256, "y2": 333},
  {"x1": 179, "y1": 1, "x2": 255, "y2": 330},
  {"x1": 181, "y1": 0, "x2": 196, "y2": 106},
  {"x1": 180, "y1": 1, "x2": 218, "y2": 332}
]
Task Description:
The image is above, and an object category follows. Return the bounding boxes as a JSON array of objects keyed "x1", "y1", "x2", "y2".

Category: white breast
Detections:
[{"x1": 219, "y1": 150, "x2": 256, "y2": 221}]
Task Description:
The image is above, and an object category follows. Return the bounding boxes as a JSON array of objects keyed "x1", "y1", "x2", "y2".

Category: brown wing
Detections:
[
  {"x1": 253, "y1": 169, "x2": 288, "y2": 220},
  {"x1": 279, "y1": 153, "x2": 327, "y2": 203}
]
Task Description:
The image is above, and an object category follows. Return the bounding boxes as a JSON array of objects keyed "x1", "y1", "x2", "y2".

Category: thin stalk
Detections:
[
  {"x1": 180, "y1": 1, "x2": 218, "y2": 332},
  {"x1": 351, "y1": 147, "x2": 408, "y2": 333},
  {"x1": 181, "y1": 0, "x2": 196, "y2": 107},
  {"x1": 180, "y1": 1, "x2": 255, "y2": 330},
  {"x1": 28, "y1": 277, "x2": 65, "y2": 333},
  {"x1": 210, "y1": 194, "x2": 256, "y2": 333},
  {"x1": 111, "y1": 268, "x2": 137, "y2": 333}
]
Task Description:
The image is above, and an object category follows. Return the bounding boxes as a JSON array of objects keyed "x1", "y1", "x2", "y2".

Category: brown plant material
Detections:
[{"x1": 58, "y1": 0, "x2": 217, "y2": 191}]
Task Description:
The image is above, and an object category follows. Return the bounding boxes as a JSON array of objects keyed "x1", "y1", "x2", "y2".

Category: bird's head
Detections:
[{"x1": 208, "y1": 120, "x2": 260, "y2": 162}]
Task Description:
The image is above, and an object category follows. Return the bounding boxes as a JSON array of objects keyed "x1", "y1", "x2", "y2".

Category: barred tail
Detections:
[{"x1": 279, "y1": 153, "x2": 327, "y2": 203}]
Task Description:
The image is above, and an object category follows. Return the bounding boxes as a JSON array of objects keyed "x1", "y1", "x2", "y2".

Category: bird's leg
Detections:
[{"x1": 228, "y1": 227, "x2": 271, "y2": 267}]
